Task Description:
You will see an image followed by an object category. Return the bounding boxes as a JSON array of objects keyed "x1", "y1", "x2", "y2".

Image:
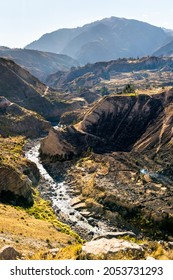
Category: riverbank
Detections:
[{"x1": 24, "y1": 139, "x2": 116, "y2": 240}]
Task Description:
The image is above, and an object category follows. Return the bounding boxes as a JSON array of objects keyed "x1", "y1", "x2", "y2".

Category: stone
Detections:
[
  {"x1": 43, "y1": 248, "x2": 60, "y2": 258},
  {"x1": 0, "y1": 246, "x2": 21, "y2": 260},
  {"x1": 82, "y1": 238, "x2": 143, "y2": 257},
  {"x1": 93, "y1": 231, "x2": 136, "y2": 241},
  {"x1": 168, "y1": 242, "x2": 173, "y2": 249},
  {"x1": 146, "y1": 256, "x2": 156, "y2": 260},
  {"x1": 73, "y1": 202, "x2": 86, "y2": 210},
  {"x1": 70, "y1": 196, "x2": 84, "y2": 207},
  {"x1": 80, "y1": 211, "x2": 91, "y2": 217}
]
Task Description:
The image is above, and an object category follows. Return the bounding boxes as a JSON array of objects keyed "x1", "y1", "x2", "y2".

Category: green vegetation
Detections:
[
  {"x1": 0, "y1": 136, "x2": 26, "y2": 169},
  {"x1": 17, "y1": 191, "x2": 83, "y2": 244},
  {"x1": 122, "y1": 83, "x2": 136, "y2": 94}
]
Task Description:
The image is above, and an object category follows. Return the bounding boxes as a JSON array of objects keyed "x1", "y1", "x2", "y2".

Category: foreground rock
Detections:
[
  {"x1": 0, "y1": 246, "x2": 21, "y2": 260},
  {"x1": 82, "y1": 238, "x2": 143, "y2": 259}
]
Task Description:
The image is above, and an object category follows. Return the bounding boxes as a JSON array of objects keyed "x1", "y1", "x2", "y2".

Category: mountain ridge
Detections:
[
  {"x1": 25, "y1": 16, "x2": 169, "y2": 64},
  {"x1": 0, "y1": 47, "x2": 78, "y2": 82}
]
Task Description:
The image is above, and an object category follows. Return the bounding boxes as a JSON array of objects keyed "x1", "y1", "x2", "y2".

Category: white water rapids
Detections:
[{"x1": 25, "y1": 141, "x2": 111, "y2": 238}]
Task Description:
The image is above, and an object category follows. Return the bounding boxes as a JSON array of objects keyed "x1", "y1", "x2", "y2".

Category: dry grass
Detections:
[
  {"x1": 0, "y1": 136, "x2": 26, "y2": 169},
  {"x1": 0, "y1": 202, "x2": 76, "y2": 258}
]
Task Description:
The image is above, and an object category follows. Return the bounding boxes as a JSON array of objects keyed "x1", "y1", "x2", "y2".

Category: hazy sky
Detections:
[{"x1": 1, "y1": 0, "x2": 173, "y2": 48}]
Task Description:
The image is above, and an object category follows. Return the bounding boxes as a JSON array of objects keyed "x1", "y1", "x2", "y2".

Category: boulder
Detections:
[
  {"x1": 0, "y1": 246, "x2": 21, "y2": 260},
  {"x1": 82, "y1": 238, "x2": 143, "y2": 258},
  {"x1": 146, "y1": 256, "x2": 156, "y2": 260}
]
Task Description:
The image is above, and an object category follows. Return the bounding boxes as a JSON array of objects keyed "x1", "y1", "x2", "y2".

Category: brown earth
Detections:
[{"x1": 40, "y1": 88, "x2": 173, "y2": 238}]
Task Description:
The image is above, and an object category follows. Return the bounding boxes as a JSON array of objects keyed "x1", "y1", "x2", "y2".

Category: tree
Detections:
[
  {"x1": 100, "y1": 86, "x2": 109, "y2": 96},
  {"x1": 123, "y1": 83, "x2": 135, "y2": 94}
]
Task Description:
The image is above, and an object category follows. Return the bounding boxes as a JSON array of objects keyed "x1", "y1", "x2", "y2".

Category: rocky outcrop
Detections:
[
  {"x1": 40, "y1": 88, "x2": 173, "y2": 238},
  {"x1": 82, "y1": 238, "x2": 143, "y2": 258},
  {"x1": 0, "y1": 246, "x2": 21, "y2": 260},
  {"x1": 0, "y1": 96, "x2": 51, "y2": 138},
  {"x1": 0, "y1": 96, "x2": 11, "y2": 108},
  {"x1": 0, "y1": 165, "x2": 33, "y2": 205},
  {"x1": 40, "y1": 89, "x2": 173, "y2": 158}
]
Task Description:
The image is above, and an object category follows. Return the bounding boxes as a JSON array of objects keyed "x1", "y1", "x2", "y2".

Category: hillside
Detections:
[
  {"x1": 26, "y1": 17, "x2": 169, "y2": 64},
  {"x1": 0, "y1": 47, "x2": 79, "y2": 82},
  {"x1": 0, "y1": 57, "x2": 91, "y2": 123},
  {"x1": 40, "y1": 89, "x2": 173, "y2": 239},
  {"x1": 0, "y1": 96, "x2": 50, "y2": 138},
  {"x1": 46, "y1": 56, "x2": 173, "y2": 90},
  {"x1": 0, "y1": 57, "x2": 56, "y2": 119},
  {"x1": 153, "y1": 40, "x2": 173, "y2": 57}
]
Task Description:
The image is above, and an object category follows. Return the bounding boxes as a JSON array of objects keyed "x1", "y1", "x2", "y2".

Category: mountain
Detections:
[
  {"x1": 46, "y1": 56, "x2": 173, "y2": 89},
  {"x1": 0, "y1": 47, "x2": 78, "y2": 82},
  {"x1": 26, "y1": 17, "x2": 169, "y2": 64},
  {"x1": 153, "y1": 40, "x2": 173, "y2": 57}
]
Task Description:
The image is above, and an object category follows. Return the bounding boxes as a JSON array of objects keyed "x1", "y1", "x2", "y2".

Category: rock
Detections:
[
  {"x1": 82, "y1": 238, "x2": 143, "y2": 257},
  {"x1": 70, "y1": 196, "x2": 85, "y2": 207},
  {"x1": 0, "y1": 98, "x2": 51, "y2": 138},
  {"x1": 40, "y1": 92, "x2": 173, "y2": 157},
  {"x1": 0, "y1": 165, "x2": 33, "y2": 205},
  {"x1": 93, "y1": 231, "x2": 136, "y2": 241},
  {"x1": 168, "y1": 242, "x2": 173, "y2": 249},
  {"x1": 0, "y1": 96, "x2": 11, "y2": 108},
  {"x1": 146, "y1": 256, "x2": 156, "y2": 260},
  {"x1": 0, "y1": 246, "x2": 21, "y2": 260},
  {"x1": 80, "y1": 211, "x2": 91, "y2": 217},
  {"x1": 73, "y1": 202, "x2": 86, "y2": 210},
  {"x1": 43, "y1": 248, "x2": 59, "y2": 258}
]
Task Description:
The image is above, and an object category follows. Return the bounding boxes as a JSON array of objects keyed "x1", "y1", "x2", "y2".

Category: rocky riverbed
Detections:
[{"x1": 25, "y1": 140, "x2": 118, "y2": 240}]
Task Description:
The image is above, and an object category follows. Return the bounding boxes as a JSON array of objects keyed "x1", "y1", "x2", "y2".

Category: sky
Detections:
[{"x1": 0, "y1": 0, "x2": 173, "y2": 48}]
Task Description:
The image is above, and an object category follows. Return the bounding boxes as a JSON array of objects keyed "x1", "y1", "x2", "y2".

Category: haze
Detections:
[{"x1": 0, "y1": 0, "x2": 173, "y2": 48}]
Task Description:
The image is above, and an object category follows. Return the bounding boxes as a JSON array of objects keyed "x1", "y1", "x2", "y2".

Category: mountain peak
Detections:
[{"x1": 25, "y1": 16, "x2": 169, "y2": 64}]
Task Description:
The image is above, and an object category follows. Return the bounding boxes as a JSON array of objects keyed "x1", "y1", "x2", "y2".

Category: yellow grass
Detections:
[{"x1": 0, "y1": 202, "x2": 76, "y2": 258}]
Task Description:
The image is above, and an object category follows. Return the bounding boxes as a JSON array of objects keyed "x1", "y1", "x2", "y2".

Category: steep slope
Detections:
[
  {"x1": 26, "y1": 17, "x2": 168, "y2": 64},
  {"x1": 0, "y1": 96, "x2": 50, "y2": 138},
  {"x1": 40, "y1": 89, "x2": 173, "y2": 237},
  {"x1": 0, "y1": 47, "x2": 78, "y2": 82},
  {"x1": 0, "y1": 136, "x2": 39, "y2": 205},
  {"x1": 0, "y1": 57, "x2": 57, "y2": 120},
  {"x1": 40, "y1": 90, "x2": 173, "y2": 157},
  {"x1": 153, "y1": 40, "x2": 173, "y2": 57},
  {"x1": 0, "y1": 57, "x2": 90, "y2": 122}
]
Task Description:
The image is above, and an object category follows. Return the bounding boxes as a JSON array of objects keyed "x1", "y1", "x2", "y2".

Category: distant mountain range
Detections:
[
  {"x1": 0, "y1": 47, "x2": 78, "y2": 81},
  {"x1": 46, "y1": 56, "x2": 173, "y2": 89},
  {"x1": 25, "y1": 17, "x2": 171, "y2": 64}
]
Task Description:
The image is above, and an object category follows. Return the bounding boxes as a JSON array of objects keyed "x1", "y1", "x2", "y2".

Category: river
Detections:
[{"x1": 25, "y1": 140, "x2": 113, "y2": 239}]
